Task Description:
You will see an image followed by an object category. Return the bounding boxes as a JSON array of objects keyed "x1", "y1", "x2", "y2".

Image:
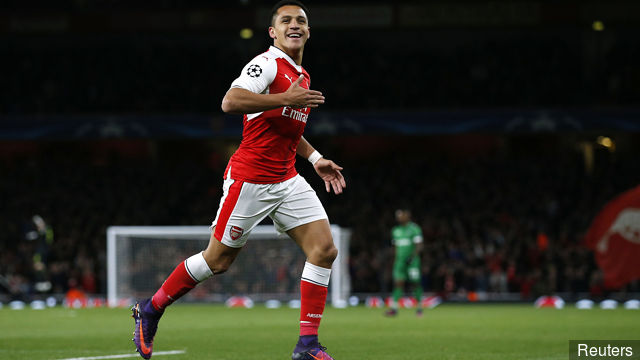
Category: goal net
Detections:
[{"x1": 107, "y1": 225, "x2": 351, "y2": 307}]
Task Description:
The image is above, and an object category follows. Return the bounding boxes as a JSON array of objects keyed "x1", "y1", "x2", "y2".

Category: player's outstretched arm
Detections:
[
  {"x1": 297, "y1": 137, "x2": 346, "y2": 195},
  {"x1": 221, "y1": 75, "x2": 325, "y2": 114}
]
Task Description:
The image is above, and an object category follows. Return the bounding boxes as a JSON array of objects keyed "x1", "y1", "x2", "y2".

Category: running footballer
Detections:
[{"x1": 131, "y1": 2, "x2": 345, "y2": 360}]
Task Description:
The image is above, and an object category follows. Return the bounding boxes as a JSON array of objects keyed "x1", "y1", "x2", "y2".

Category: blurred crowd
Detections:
[
  {"x1": 2, "y1": 28, "x2": 639, "y2": 114},
  {"x1": 1, "y1": 135, "x2": 639, "y2": 302},
  {"x1": 341, "y1": 138, "x2": 640, "y2": 300},
  {"x1": 126, "y1": 236, "x2": 306, "y2": 301},
  {"x1": 0, "y1": 142, "x2": 218, "y2": 300}
]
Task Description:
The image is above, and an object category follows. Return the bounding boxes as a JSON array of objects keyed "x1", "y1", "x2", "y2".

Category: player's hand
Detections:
[
  {"x1": 313, "y1": 158, "x2": 346, "y2": 195},
  {"x1": 405, "y1": 255, "x2": 415, "y2": 266},
  {"x1": 284, "y1": 75, "x2": 325, "y2": 108}
]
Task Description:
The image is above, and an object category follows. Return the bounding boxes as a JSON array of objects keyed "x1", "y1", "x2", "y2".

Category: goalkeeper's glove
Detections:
[{"x1": 405, "y1": 255, "x2": 416, "y2": 266}]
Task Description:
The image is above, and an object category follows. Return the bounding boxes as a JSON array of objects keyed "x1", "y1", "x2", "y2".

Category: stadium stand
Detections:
[
  {"x1": 1, "y1": 1, "x2": 639, "y2": 303},
  {"x1": 1, "y1": 135, "x2": 638, "y2": 301}
]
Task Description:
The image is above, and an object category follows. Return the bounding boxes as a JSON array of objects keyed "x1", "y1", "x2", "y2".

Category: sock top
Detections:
[
  {"x1": 144, "y1": 299, "x2": 164, "y2": 317},
  {"x1": 294, "y1": 335, "x2": 319, "y2": 353}
]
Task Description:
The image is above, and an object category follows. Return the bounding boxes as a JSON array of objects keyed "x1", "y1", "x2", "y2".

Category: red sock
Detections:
[
  {"x1": 151, "y1": 261, "x2": 198, "y2": 311},
  {"x1": 299, "y1": 280, "x2": 328, "y2": 336}
]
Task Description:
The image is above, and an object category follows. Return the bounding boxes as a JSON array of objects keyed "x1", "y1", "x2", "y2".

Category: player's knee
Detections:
[
  {"x1": 202, "y1": 250, "x2": 233, "y2": 274},
  {"x1": 212, "y1": 262, "x2": 230, "y2": 274},
  {"x1": 327, "y1": 245, "x2": 338, "y2": 263},
  {"x1": 316, "y1": 243, "x2": 338, "y2": 265},
  {"x1": 205, "y1": 257, "x2": 232, "y2": 274}
]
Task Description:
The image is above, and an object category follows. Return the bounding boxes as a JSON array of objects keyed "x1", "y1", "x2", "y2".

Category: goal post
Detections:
[{"x1": 107, "y1": 225, "x2": 350, "y2": 308}]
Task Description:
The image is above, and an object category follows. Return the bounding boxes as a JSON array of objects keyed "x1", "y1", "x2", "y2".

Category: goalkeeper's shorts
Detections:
[{"x1": 393, "y1": 257, "x2": 421, "y2": 282}]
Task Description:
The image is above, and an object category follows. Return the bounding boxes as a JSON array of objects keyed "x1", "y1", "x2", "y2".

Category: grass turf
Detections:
[{"x1": 0, "y1": 303, "x2": 638, "y2": 359}]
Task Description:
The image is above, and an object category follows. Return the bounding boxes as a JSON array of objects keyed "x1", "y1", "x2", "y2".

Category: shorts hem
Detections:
[
  {"x1": 220, "y1": 238, "x2": 246, "y2": 248},
  {"x1": 278, "y1": 215, "x2": 328, "y2": 234}
]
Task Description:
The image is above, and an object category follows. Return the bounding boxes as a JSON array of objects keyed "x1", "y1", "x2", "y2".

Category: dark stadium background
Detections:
[{"x1": 1, "y1": 1, "x2": 639, "y2": 304}]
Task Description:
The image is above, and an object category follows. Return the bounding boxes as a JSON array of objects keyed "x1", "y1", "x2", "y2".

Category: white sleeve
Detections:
[{"x1": 229, "y1": 54, "x2": 277, "y2": 94}]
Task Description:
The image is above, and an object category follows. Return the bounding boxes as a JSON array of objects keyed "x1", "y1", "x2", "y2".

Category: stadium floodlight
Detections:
[{"x1": 107, "y1": 225, "x2": 350, "y2": 308}]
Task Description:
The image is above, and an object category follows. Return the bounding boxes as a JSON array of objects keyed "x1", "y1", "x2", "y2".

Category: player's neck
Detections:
[
  {"x1": 287, "y1": 49, "x2": 303, "y2": 65},
  {"x1": 275, "y1": 44, "x2": 304, "y2": 65}
]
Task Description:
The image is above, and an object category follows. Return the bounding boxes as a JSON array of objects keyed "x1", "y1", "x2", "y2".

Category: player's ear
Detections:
[
  {"x1": 307, "y1": 26, "x2": 311, "y2": 40},
  {"x1": 269, "y1": 26, "x2": 276, "y2": 39}
]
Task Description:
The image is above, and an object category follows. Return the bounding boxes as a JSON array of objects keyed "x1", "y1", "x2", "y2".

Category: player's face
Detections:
[
  {"x1": 269, "y1": 5, "x2": 310, "y2": 52},
  {"x1": 395, "y1": 210, "x2": 410, "y2": 224}
]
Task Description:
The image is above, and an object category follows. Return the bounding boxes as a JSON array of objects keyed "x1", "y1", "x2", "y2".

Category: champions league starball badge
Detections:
[{"x1": 247, "y1": 64, "x2": 262, "y2": 78}]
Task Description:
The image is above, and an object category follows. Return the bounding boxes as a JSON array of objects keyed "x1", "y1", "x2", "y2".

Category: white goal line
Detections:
[{"x1": 57, "y1": 350, "x2": 186, "y2": 360}]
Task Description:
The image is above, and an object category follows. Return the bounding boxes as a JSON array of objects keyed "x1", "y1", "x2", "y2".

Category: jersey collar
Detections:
[{"x1": 269, "y1": 46, "x2": 303, "y2": 72}]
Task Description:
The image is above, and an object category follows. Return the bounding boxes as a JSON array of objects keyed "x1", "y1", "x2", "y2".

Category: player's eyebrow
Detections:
[{"x1": 279, "y1": 15, "x2": 307, "y2": 23}]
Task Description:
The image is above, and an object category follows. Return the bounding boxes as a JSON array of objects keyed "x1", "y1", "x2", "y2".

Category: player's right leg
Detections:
[
  {"x1": 131, "y1": 249, "x2": 215, "y2": 359},
  {"x1": 385, "y1": 263, "x2": 406, "y2": 317},
  {"x1": 385, "y1": 280, "x2": 404, "y2": 317},
  {"x1": 132, "y1": 233, "x2": 241, "y2": 359},
  {"x1": 131, "y1": 174, "x2": 269, "y2": 359}
]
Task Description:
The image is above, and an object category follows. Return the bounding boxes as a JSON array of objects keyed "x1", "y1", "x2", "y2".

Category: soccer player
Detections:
[
  {"x1": 385, "y1": 209, "x2": 425, "y2": 317},
  {"x1": 130, "y1": 1, "x2": 345, "y2": 359}
]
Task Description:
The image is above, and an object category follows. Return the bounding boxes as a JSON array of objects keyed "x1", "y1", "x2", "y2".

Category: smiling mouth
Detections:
[{"x1": 287, "y1": 33, "x2": 302, "y2": 38}]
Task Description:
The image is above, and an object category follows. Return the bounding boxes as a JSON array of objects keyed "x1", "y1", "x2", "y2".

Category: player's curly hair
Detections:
[{"x1": 270, "y1": 0, "x2": 310, "y2": 26}]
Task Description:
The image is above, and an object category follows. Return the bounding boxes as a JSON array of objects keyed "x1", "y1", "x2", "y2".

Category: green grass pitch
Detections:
[{"x1": 0, "y1": 303, "x2": 638, "y2": 359}]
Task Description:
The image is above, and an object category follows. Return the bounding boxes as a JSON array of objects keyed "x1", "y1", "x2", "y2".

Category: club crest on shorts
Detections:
[{"x1": 229, "y1": 226, "x2": 244, "y2": 240}]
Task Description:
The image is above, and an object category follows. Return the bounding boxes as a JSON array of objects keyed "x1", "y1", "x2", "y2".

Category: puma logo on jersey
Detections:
[
  {"x1": 285, "y1": 73, "x2": 310, "y2": 88},
  {"x1": 282, "y1": 106, "x2": 308, "y2": 123}
]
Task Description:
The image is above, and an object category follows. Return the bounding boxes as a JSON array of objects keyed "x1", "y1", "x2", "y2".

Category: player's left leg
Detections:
[
  {"x1": 287, "y1": 219, "x2": 337, "y2": 360},
  {"x1": 270, "y1": 175, "x2": 336, "y2": 360},
  {"x1": 408, "y1": 259, "x2": 424, "y2": 317}
]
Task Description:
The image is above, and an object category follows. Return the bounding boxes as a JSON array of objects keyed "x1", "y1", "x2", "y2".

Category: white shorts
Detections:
[{"x1": 211, "y1": 172, "x2": 328, "y2": 248}]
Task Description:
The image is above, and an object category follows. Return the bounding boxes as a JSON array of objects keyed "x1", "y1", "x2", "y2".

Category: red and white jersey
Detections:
[{"x1": 225, "y1": 46, "x2": 312, "y2": 184}]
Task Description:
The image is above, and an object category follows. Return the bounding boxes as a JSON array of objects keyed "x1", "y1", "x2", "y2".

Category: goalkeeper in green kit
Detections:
[{"x1": 385, "y1": 208, "x2": 424, "y2": 317}]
